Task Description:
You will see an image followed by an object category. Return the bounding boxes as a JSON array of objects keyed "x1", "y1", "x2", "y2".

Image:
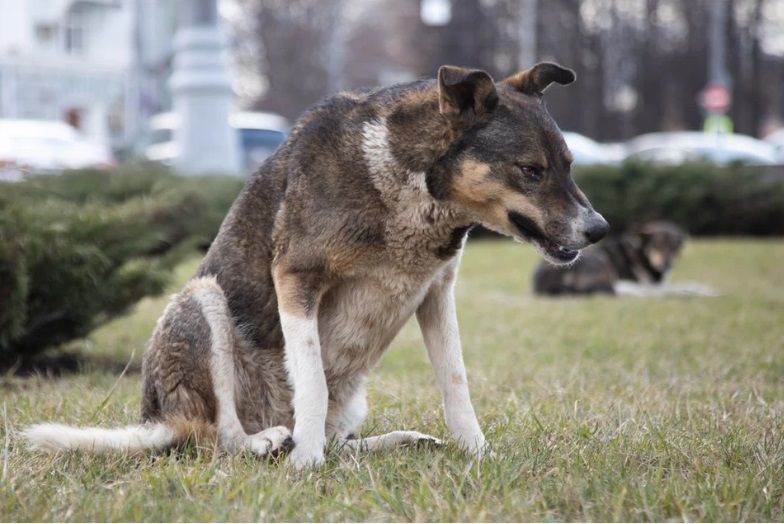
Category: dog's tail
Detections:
[{"x1": 21, "y1": 418, "x2": 214, "y2": 455}]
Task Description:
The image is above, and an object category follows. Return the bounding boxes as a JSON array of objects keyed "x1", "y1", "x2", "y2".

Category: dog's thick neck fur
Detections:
[{"x1": 360, "y1": 113, "x2": 467, "y2": 245}]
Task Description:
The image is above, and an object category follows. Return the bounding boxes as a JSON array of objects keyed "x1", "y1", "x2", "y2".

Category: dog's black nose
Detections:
[{"x1": 584, "y1": 214, "x2": 609, "y2": 243}]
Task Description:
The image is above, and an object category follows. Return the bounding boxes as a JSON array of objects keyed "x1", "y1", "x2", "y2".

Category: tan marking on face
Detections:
[
  {"x1": 647, "y1": 248, "x2": 667, "y2": 271},
  {"x1": 451, "y1": 159, "x2": 498, "y2": 206},
  {"x1": 451, "y1": 372, "x2": 464, "y2": 385},
  {"x1": 505, "y1": 192, "x2": 545, "y2": 224},
  {"x1": 452, "y1": 158, "x2": 546, "y2": 231}
]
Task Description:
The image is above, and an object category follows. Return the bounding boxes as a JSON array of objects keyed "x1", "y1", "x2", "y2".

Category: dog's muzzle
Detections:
[{"x1": 507, "y1": 211, "x2": 582, "y2": 264}]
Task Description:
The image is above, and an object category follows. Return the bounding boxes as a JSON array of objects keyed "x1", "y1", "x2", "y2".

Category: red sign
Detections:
[{"x1": 701, "y1": 83, "x2": 732, "y2": 114}]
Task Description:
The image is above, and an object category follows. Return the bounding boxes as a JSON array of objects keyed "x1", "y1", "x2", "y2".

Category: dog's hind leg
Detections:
[
  {"x1": 24, "y1": 277, "x2": 292, "y2": 457},
  {"x1": 190, "y1": 277, "x2": 293, "y2": 457}
]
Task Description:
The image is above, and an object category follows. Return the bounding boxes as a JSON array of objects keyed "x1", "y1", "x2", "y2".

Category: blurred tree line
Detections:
[{"x1": 231, "y1": 0, "x2": 784, "y2": 140}]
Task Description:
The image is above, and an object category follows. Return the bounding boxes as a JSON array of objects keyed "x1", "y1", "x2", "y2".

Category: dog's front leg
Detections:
[
  {"x1": 273, "y1": 266, "x2": 328, "y2": 469},
  {"x1": 416, "y1": 267, "x2": 486, "y2": 456}
]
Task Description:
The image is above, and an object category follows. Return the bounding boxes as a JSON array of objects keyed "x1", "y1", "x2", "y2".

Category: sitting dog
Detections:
[
  {"x1": 24, "y1": 62, "x2": 608, "y2": 469},
  {"x1": 533, "y1": 221, "x2": 716, "y2": 296}
]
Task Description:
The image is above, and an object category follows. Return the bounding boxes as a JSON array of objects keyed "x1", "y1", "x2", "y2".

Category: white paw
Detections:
[
  {"x1": 247, "y1": 426, "x2": 293, "y2": 457},
  {"x1": 470, "y1": 443, "x2": 495, "y2": 459},
  {"x1": 455, "y1": 433, "x2": 489, "y2": 457},
  {"x1": 287, "y1": 442, "x2": 325, "y2": 470}
]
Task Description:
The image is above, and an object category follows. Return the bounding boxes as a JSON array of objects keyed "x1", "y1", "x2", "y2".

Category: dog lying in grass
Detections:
[
  {"x1": 533, "y1": 221, "x2": 718, "y2": 297},
  {"x1": 24, "y1": 62, "x2": 609, "y2": 469}
]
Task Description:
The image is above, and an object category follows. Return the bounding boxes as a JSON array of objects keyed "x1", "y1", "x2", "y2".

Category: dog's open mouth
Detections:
[
  {"x1": 508, "y1": 211, "x2": 580, "y2": 264},
  {"x1": 536, "y1": 237, "x2": 579, "y2": 263}
]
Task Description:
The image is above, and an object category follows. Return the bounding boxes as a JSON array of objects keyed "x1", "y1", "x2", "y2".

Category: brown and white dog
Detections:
[
  {"x1": 533, "y1": 221, "x2": 717, "y2": 297},
  {"x1": 24, "y1": 62, "x2": 608, "y2": 469}
]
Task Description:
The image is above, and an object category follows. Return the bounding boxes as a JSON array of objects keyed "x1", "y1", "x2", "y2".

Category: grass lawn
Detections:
[{"x1": 2, "y1": 238, "x2": 783, "y2": 521}]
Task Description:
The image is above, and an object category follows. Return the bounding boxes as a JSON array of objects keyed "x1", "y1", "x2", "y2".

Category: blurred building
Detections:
[
  {"x1": 0, "y1": 0, "x2": 178, "y2": 148},
  {"x1": 0, "y1": 0, "x2": 132, "y2": 145}
]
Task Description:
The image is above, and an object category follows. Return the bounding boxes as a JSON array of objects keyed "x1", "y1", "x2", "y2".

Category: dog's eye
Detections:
[{"x1": 517, "y1": 165, "x2": 544, "y2": 181}]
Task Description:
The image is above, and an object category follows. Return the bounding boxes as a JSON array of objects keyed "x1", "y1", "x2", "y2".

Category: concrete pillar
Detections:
[{"x1": 170, "y1": 0, "x2": 240, "y2": 175}]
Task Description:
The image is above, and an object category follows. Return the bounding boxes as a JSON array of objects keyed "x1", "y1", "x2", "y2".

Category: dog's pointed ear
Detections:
[
  {"x1": 438, "y1": 66, "x2": 498, "y2": 120},
  {"x1": 503, "y1": 62, "x2": 576, "y2": 96}
]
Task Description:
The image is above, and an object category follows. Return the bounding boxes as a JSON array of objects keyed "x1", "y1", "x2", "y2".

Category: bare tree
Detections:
[{"x1": 229, "y1": 0, "x2": 784, "y2": 138}]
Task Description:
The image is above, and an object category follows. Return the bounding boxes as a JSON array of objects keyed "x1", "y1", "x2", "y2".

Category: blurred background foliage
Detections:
[
  {"x1": 0, "y1": 165, "x2": 243, "y2": 365},
  {"x1": 575, "y1": 163, "x2": 784, "y2": 235},
  {"x1": 1, "y1": 161, "x2": 782, "y2": 365},
  {"x1": 233, "y1": 0, "x2": 784, "y2": 140}
]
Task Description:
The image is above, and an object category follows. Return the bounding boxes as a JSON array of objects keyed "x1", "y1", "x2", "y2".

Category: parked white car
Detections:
[
  {"x1": 0, "y1": 119, "x2": 113, "y2": 181},
  {"x1": 624, "y1": 131, "x2": 779, "y2": 166},
  {"x1": 144, "y1": 111, "x2": 290, "y2": 172},
  {"x1": 763, "y1": 128, "x2": 784, "y2": 163},
  {"x1": 562, "y1": 132, "x2": 624, "y2": 165}
]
